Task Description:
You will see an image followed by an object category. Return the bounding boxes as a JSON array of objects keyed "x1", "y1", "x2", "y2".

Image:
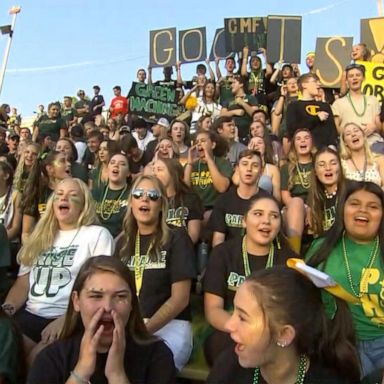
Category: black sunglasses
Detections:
[{"x1": 131, "y1": 188, "x2": 161, "y2": 201}]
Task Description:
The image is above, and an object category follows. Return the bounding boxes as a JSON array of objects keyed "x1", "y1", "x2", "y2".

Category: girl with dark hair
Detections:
[
  {"x1": 116, "y1": 175, "x2": 195, "y2": 371},
  {"x1": 93, "y1": 153, "x2": 130, "y2": 238},
  {"x1": 89, "y1": 139, "x2": 120, "y2": 191},
  {"x1": 56, "y1": 137, "x2": 88, "y2": 183},
  {"x1": 281, "y1": 128, "x2": 315, "y2": 253},
  {"x1": 307, "y1": 181, "x2": 384, "y2": 380},
  {"x1": 27, "y1": 256, "x2": 176, "y2": 384},
  {"x1": 180, "y1": 80, "x2": 221, "y2": 135},
  {"x1": 0, "y1": 161, "x2": 21, "y2": 241},
  {"x1": 153, "y1": 157, "x2": 203, "y2": 244},
  {"x1": 204, "y1": 195, "x2": 297, "y2": 366},
  {"x1": 207, "y1": 266, "x2": 360, "y2": 383},
  {"x1": 240, "y1": 46, "x2": 272, "y2": 101},
  {"x1": 308, "y1": 147, "x2": 344, "y2": 237},
  {"x1": 20, "y1": 150, "x2": 71, "y2": 243},
  {"x1": 184, "y1": 130, "x2": 232, "y2": 214}
]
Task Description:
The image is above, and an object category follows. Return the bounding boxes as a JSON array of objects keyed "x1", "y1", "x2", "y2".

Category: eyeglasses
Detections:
[{"x1": 131, "y1": 188, "x2": 161, "y2": 201}]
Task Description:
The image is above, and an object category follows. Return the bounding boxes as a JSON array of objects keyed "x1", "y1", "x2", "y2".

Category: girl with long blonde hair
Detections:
[
  {"x1": 281, "y1": 128, "x2": 315, "y2": 253},
  {"x1": 3, "y1": 178, "x2": 114, "y2": 362},
  {"x1": 116, "y1": 174, "x2": 196, "y2": 371}
]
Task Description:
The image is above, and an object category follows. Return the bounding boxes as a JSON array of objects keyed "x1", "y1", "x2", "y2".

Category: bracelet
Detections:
[
  {"x1": 70, "y1": 371, "x2": 91, "y2": 384},
  {"x1": 1, "y1": 303, "x2": 16, "y2": 316}
]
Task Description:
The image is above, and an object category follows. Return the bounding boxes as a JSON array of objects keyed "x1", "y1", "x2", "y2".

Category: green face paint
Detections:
[{"x1": 69, "y1": 195, "x2": 82, "y2": 205}]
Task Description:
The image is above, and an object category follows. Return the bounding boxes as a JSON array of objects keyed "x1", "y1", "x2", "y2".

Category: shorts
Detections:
[
  {"x1": 152, "y1": 319, "x2": 193, "y2": 371},
  {"x1": 358, "y1": 335, "x2": 384, "y2": 377},
  {"x1": 14, "y1": 308, "x2": 55, "y2": 343}
]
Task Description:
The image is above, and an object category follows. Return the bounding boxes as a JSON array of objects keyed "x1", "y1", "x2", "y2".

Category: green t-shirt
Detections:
[
  {"x1": 191, "y1": 157, "x2": 233, "y2": 209},
  {"x1": 280, "y1": 162, "x2": 312, "y2": 202},
  {"x1": 71, "y1": 162, "x2": 88, "y2": 183},
  {"x1": 306, "y1": 236, "x2": 384, "y2": 340},
  {"x1": 37, "y1": 116, "x2": 66, "y2": 141},
  {"x1": 92, "y1": 185, "x2": 129, "y2": 238},
  {"x1": 219, "y1": 76, "x2": 234, "y2": 106},
  {"x1": 226, "y1": 94, "x2": 259, "y2": 140},
  {"x1": 61, "y1": 107, "x2": 76, "y2": 125},
  {"x1": 89, "y1": 166, "x2": 108, "y2": 192}
]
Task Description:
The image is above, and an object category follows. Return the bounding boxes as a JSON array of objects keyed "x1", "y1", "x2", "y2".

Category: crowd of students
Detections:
[{"x1": 0, "y1": 41, "x2": 384, "y2": 384}]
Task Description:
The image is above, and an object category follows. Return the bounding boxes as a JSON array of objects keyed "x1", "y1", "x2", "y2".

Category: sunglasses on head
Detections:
[{"x1": 131, "y1": 188, "x2": 161, "y2": 201}]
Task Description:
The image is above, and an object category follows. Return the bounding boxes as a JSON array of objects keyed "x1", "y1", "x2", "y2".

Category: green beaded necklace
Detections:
[{"x1": 252, "y1": 354, "x2": 307, "y2": 384}]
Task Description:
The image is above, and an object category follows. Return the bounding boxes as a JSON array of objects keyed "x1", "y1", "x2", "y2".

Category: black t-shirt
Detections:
[
  {"x1": 204, "y1": 236, "x2": 296, "y2": 310},
  {"x1": 128, "y1": 150, "x2": 152, "y2": 175},
  {"x1": 117, "y1": 227, "x2": 196, "y2": 320},
  {"x1": 208, "y1": 186, "x2": 269, "y2": 241},
  {"x1": 166, "y1": 192, "x2": 203, "y2": 228},
  {"x1": 28, "y1": 332, "x2": 176, "y2": 384},
  {"x1": 145, "y1": 139, "x2": 158, "y2": 162},
  {"x1": 92, "y1": 185, "x2": 129, "y2": 238},
  {"x1": 90, "y1": 94, "x2": 105, "y2": 116},
  {"x1": 286, "y1": 100, "x2": 338, "y2": 149},
  {"x1": 207, "y1": 346, "x2": 349, "y2": 384}
]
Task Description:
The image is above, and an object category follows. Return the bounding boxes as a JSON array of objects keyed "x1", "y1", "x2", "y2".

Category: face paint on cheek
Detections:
[
  {"x1": 53, "y1": 195, "x2": 60, "y2": 202},
  {"x1": 69, "y1": 196, "x2": 82, "y2": 205}
]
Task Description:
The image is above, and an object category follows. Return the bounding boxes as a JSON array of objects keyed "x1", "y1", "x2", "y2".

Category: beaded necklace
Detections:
[
  {"x1": 341, "y1": 233, "x2": 379, "y2": 298},
  {"x1": 134, "y1": 230, "x2": 153, "y2": 296},
  {"x1": 347, "y1": 93, "x2": 367, "y2": 117},
  {"x1": 324, "y1": 188, "x2": 337, "y2": 199},
  {"x1": 242, "y1": 235, "x2": 274, "y2": 276},
  {"x1": 99, "y1": 184, "x2": 128, "y2": 221},
  {"x1": 252, "y1": 354, "x2": 307, "y2": 384},
  {"x1": 295, "y1": 163, "x2": 311, "y2": 189}
]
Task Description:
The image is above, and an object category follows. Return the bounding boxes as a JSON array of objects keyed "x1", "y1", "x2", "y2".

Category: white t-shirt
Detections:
[
  {"x1": 74, "y1": 141, "x2": 87, "y2": 163},
  {"x1": 19, "y1": 225, "x2": 114, "y2": 318},
  {"x1": 132, "y1": 131, "x2": 154, "y2": 151}
]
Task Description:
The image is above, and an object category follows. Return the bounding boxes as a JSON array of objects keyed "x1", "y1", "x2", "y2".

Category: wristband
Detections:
[
  {"x1": 1, "y1": 303, "x2": 16, "y2": 316},
  {"x1": 70, "y1": 371, "x2": 91, "y2": 384}
]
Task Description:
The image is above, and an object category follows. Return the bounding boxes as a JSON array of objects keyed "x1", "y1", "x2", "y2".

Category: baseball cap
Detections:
[
  {"x1": 8, "y1": 131, "x2": 19, "y2": 140},
  {"x1": 157, "y1": 117, "x2": 170, "y2": 129},
  {"x1": 119, "y1": 125, "x2": 130, "y2": 134}
]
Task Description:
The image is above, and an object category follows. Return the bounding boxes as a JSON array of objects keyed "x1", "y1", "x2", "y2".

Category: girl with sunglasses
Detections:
[
  {"x1": 93, "y1": 153, "x2": 130, "y2": 238},
  {"x1": 116, "y1": 175, "x2": 196, "y2": 371}
]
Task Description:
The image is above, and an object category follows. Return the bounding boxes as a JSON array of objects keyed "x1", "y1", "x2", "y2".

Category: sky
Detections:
[{"x1": 0, "y1": 0, "x2": 381, "y2": 117}]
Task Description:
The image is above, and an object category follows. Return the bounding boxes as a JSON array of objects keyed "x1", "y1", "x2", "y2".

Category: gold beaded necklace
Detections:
[{"x1": 341, "y1": 232, "x2": 379, "y2": 298}]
